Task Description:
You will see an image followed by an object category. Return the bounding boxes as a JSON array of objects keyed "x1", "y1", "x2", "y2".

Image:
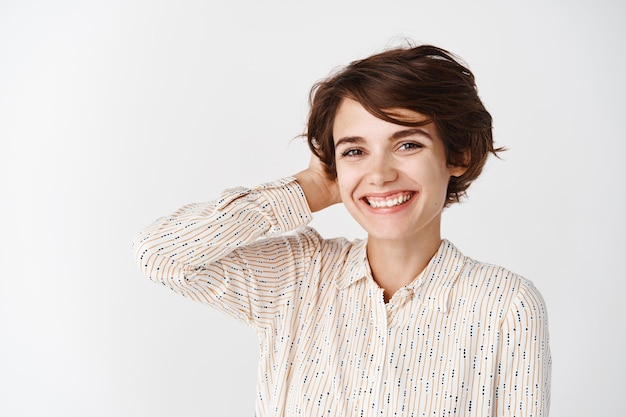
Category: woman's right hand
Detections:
[{"x1": 294, "y1": 155, "x2": 341, "y2": 212}]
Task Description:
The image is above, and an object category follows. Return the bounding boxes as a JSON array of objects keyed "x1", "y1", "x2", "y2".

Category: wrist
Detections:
[{"x1": 293, "y1": 170, "x2": 339, "y2": 213}]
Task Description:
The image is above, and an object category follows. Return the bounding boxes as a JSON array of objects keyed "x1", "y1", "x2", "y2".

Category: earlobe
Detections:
[
  {"x1": 449, "y1": 165, "x2": 468, "y2": 178},
  {"x1": 449, "y1": 150, "x2": 470, "y2": 177}
]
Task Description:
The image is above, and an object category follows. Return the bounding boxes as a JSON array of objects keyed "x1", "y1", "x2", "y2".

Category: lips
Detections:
[{"x1": 364, "y1": 191, "x2": 415, "y2": 208}]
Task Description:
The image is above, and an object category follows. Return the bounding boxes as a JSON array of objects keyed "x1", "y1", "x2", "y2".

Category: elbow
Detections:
[
  {"x1": 132, "y1": 231, "x2": 163, "y2": 282},
  {"x1": 132, "y1": 230, "x2": 186, "y2": 285}
]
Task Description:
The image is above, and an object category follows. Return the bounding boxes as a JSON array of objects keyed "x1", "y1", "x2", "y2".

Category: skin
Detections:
[{"x1": 295, "y1": 98, "x2": 466, "y2": 302}]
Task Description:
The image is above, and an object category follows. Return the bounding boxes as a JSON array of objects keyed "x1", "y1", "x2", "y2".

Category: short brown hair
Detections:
[{"x1": 306, "y1": 44, "x2": 502, "y2": 206}]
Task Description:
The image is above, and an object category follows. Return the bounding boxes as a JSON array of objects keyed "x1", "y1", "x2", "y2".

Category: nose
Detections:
[{"x1": 366, "y1": 153, "x2": 398, "y2": 185}]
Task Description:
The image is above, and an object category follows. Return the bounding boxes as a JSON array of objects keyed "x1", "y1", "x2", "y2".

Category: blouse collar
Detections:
[{"x1": 336, "y1": 238, "x2": 468, "y2": 313}]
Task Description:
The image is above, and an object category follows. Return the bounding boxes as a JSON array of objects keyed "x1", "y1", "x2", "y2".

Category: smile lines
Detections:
[{"x1": 364, "y1": 192, "x2": 414, "y2": 208}]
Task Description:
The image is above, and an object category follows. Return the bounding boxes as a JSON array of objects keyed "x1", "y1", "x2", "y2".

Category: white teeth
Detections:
[{"x1": 366, "y1": 193, "x2": 412, "y2": 208}]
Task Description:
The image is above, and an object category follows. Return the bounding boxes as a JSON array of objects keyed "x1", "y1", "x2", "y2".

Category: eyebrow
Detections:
[{"x1": 334, "y1": 128, "x2": 433, "y2": 148}]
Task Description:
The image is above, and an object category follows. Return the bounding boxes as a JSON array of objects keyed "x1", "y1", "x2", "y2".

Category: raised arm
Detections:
[
  {"x1": 132, "y1": 155, "x2": 341, "y2": 327},
  {"x1": 133, "y1": 153, "x2": 339, "y2": 281},
  {"x1": 132, "y1": 178, "x2": 312, "y2": 280}
]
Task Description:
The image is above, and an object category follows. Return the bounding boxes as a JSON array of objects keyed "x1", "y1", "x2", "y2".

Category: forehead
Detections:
[{"x1": 332, "y1": 98, "x2": 436, "y2": 140}]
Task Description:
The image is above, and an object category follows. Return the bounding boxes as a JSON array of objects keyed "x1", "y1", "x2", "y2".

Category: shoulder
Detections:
[
  {"x1": 451, "y1": 244, "x2": 548, "y2": 321},
  {"x1": 273, "y1": 227, "x2": 365, "y2": 298},
  {"x1": 463, "y1": 256, "x2": 526, "y2": 291},
  {"x1": 283, "y1": 226, "x2": 354, "y2": 249},
  {"x1": 278, "y1": 226, "x2": 363, "y2": 266}
]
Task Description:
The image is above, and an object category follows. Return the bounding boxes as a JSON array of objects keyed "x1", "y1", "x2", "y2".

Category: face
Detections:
[{"x1": 333, "y1": 98, "x2": 466, "y2": 246}]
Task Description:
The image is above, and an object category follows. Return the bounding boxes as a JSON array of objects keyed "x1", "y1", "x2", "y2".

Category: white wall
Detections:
[{"x1": 1, "y1": 1, "x2": 624, "y2": 415}]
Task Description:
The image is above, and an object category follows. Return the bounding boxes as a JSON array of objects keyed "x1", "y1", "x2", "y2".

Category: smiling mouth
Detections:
[{"x1": 364, "y1": 192, "x2": 415, "y2": 208}]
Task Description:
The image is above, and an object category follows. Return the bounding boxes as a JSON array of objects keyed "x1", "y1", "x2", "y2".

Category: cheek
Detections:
[
  {"x1": 410, "y1": 161, "x2": 451, "y2": 197},
  {"x1": 407, "y1": 160, "x2": 444, "y2": 182},
  {"x1": 335, "y1": 167, "x2": 356, "y2": 200},
  {"x1": 336, "y1": 176, "x2": 350, "y2": 199},
  {"x1": 423, "y1": 156, "x2": 452, "y2": 180}
]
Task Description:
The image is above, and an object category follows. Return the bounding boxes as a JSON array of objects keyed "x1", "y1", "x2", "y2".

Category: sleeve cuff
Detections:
[
  {"x1": 216, "y1": 177, "x2": 313, "y2": 236},
  {"x1": 255, "y1": 177, "x2": 313, "y2": 234}
]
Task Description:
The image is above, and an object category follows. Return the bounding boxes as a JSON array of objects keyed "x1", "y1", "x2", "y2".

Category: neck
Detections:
[{"x1": 366, "y1": 233, "x2": 441, "y2": 303}]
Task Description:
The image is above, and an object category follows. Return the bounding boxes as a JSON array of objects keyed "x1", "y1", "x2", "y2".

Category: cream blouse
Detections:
[{"x1": 133, "y1": 177, "x2": 551, "y2": 416}]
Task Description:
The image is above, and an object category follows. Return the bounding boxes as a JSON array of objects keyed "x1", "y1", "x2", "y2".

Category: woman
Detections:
[{"x1": 133, "y1": 44, "x2": 551, "y2": 416}]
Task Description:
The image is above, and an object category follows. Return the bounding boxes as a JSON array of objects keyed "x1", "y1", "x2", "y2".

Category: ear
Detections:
[{"x1": 448, "y1": 150, "x2": 470, "y2": 177}]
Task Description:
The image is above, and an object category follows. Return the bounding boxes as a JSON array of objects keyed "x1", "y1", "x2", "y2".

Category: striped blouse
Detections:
[{"x1": 133, "y1": 177, "x2": 551, "y2": 417}]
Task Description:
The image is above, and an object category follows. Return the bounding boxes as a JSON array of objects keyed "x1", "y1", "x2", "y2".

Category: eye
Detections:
[
  {"x1": 398, "y1": 142, "x2": 423, "y2": 152},
  {"x1": 340, "y1": 148, "x2": 364, "y2": 157}
]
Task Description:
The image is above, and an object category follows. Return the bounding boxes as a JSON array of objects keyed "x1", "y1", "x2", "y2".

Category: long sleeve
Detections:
[
  {"x1": 494, "y1": 279, "x2": 551, "y2": 416},
  {"x1": 132, "y1": 177, "x2": 315, "y2": 328}
]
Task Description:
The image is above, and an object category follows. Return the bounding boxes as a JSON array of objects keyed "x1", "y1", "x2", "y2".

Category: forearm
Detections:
[{"x1": 132, "y1": 177, "x2": 313, "y2": 283}]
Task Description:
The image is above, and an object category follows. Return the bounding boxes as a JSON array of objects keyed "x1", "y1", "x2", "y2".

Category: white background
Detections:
[{"x1": 1, "y1": 0, "x2": 624, "y2": 416}]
